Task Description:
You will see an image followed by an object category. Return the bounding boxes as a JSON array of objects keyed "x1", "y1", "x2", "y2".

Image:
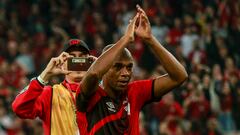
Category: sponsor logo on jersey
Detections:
[{"x1": 106, "y1": 102, "x2": 116, "y2": 112}]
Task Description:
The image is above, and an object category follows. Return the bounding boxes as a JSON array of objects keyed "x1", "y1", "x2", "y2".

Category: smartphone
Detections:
[{"x1": 67, "y1": 57, "x2": 93, "y2": 71}]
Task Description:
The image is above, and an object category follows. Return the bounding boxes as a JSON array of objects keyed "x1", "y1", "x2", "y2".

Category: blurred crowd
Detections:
[{"x1": 0, "y1": 0, "x2": 239, "y2": 135}]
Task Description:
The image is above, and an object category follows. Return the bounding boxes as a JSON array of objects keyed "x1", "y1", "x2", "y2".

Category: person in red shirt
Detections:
[
  {"x1": 151, "y1": 92, "x2": 184, "y2": 135},
  {"x1": 165, "y1": 17, "x2": 183, "y2": 46},
  {"x1": 12, "y1": 39, "x2": 94, "y2": 135},
  {"x1": 76, "y1": 5, "x2": 188, "y2": 135}
]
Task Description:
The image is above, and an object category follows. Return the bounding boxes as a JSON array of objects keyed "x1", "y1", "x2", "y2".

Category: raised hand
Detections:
[
  {"x1": 135, "y1": 5, "x2": 152, "y2": 40},
  {"x1": 124, "y1": 13, "x2": 139, "y2": 42},
  {"x1": 40, "y1": 52, "x2": 73, "y2": 82}
]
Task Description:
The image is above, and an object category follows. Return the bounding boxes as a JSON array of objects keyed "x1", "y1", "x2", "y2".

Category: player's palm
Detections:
[{"x1": 135, "y1": 19, "x2": 151, "y2": 39}]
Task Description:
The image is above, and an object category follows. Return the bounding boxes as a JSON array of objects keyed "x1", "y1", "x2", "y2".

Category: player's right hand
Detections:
[
  {"x1": 135, "y1": 5, "x2": 152, "y2": 40},
  {"x1": 40, "y1": 52, "x2": 73, "y2": 82}
]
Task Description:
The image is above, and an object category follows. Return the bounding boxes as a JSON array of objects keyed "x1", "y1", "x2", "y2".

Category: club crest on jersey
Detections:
[{"x1": 106, "y1": 102, "x2": 116, "y2": 112}]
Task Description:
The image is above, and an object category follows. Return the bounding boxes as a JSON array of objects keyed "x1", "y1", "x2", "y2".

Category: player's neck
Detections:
[
  {"x1": 104, "y1": 87, "x2": 124, "y2": 100},
  {"x1": 102, "y1": 80, "x2": 124, "y2": 99}
]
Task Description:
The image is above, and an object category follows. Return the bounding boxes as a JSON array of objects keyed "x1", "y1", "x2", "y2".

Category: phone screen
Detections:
[{"x1": 67, "y1": 57, "x2": 92, "y2": 71}]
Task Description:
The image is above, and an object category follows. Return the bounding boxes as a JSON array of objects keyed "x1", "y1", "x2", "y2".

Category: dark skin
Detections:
[
  {"x1": 102, "y1": 50, "x2": 134, "y2": 98},
  {"x1": 80, "y1": 5, "x2": 188, "y2": 99}
]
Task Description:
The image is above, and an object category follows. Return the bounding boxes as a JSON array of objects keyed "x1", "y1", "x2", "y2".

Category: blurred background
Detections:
[{"x1": 0, "y1": 0, "x2": 239, "y2": 135}]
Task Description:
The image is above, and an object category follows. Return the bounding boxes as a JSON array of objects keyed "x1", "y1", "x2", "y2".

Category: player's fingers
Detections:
[
  {"x1": 133, "y1": 13, "x2": 139, "y2": 23},
  {"x1": 136, "y1": 5, "x2": 149, "y2": 24},
  {"x1": 129, "y1": 19, "x2": 133, "y2": 24},
  {"x1": 140, "y1": 13, "x2": 150, "y2": 26},
  {"x1": 129, "y1": 13, "x2": 139, "y2": 25},
  {"x1": 128, "y1": 13, "x2": 139, "y2": 31},
  {"x1": 136, "y1": 5, "x2": 146, "y2": 16},
  {"x1": 138, "y1": 13, "x2": 143, "y2": 27}
]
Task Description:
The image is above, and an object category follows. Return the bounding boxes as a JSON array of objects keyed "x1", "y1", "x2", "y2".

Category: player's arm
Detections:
[
  {"x1": 146, "y1": 36, "x2": 188, "y2": 98},
  {"x1": 135, "y1": 5, "x2": 188, "y2": 99},
  {"x1": 80, "y1": 14, "x2": 139, "y2": 97}
]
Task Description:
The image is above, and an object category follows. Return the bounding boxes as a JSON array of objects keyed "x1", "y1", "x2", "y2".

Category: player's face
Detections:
[
  {"x1": 64, "y1": 51, "x2": 89, "y2": 83},
  {"x1": 105, "y1": 57, "x2": 133, "y2": 91}
]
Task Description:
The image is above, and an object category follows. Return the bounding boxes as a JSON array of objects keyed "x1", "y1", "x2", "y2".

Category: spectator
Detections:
[{"x1": 12, "y1": 39, "x2": 94, "y2": 135}]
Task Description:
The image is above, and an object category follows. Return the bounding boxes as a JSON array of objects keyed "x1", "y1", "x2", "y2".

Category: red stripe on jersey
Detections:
[
  {"x1": 89, "y1": 106, "x2": 125, "y2": 135},
  {"x1": 87, "y1": 88, "x2": 107, "y2": 112}
]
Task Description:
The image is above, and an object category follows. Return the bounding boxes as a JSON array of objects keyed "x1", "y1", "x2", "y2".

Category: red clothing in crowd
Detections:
[
  {"x1": 186, "y1": 99, "x2": 210, "y2": 120},
  {"x1": 152, "y1": 100, "x2": 184, "y2": 134}
]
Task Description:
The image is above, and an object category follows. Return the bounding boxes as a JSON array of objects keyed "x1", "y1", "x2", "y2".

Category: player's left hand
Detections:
[
  {"x1": 135, "y1": 5, "x2": 152, "y2": 40},
  {"x1": 124, "y1": 12, "x2": 139, "y2": 43}
]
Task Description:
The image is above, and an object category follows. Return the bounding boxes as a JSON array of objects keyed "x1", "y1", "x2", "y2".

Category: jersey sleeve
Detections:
[
  {"x1": 76, "y1": 88, "x2": 89, "y2": 112},
  {"x1": 76, "y1": 85, "x2": 102, "y2": 112},
  {"x1": 12, "y1": 78, "x2": 52, "y2": 120},
  {"x1": 128, "y1": 79, "x2": 157, "y2": 110}
]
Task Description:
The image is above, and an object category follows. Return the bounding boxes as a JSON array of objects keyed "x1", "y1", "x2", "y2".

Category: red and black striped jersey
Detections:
[{"x1": 76, "y1": 79, "x2": 158, "y2": 135}]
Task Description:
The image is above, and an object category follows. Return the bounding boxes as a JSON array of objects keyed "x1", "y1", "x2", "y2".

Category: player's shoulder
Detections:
[
  {"x1": 96, "y1": 86, "x2": 107, "y2": 97},
  {"x1": 128, "y1": 79, "x2": 153, "y2": 88},
  {"x1": 127, "y1": 79, "x2": 153, "y2": 95}
]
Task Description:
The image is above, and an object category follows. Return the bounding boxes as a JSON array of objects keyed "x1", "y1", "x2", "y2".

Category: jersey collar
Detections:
[{"x1": 62, "y1": 80, "x2": 80, "y2": 92}]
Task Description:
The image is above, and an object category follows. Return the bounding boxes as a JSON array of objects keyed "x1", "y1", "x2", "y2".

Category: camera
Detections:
[{"x1": 67, "y1": 57, "x2": 93, "y2": 71}]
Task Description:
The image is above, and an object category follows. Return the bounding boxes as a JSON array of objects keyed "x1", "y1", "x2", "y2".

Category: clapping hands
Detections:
[
  {"x1": 135, "y1": 5, "x2": 152, "y2": 40},
  {"x1": 124, "y1": 5, "x2": 152, "y2": 43}
]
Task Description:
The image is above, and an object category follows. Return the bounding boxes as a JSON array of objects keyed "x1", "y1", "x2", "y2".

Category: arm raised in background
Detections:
[
  {"x1": 12, "y1": 52, "x2": 72, "y2": 119},
  {"x1": 135, "y1": 5, "x2": 188, "y2": 99},
  {"x1": 80, "y1": 13, "x2": 139, "y2": 97}
]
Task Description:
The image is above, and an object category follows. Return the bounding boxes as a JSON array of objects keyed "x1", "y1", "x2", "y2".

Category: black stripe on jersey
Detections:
[
  {"x1": 150, "y1": 79, "x2": 162, "y2": 102},
  {"x1": 76, "y1": 92, "x2": 90, "y2": 112},
  {"x1": 86, "y1": 96, "x2": 129, "y2": 134},
  {"x1": 141, "y1": 79, "x2": 161, "y2": 110},
  {"x1": 95, "y1": 119, "x2": 129, "y2": 135}
]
